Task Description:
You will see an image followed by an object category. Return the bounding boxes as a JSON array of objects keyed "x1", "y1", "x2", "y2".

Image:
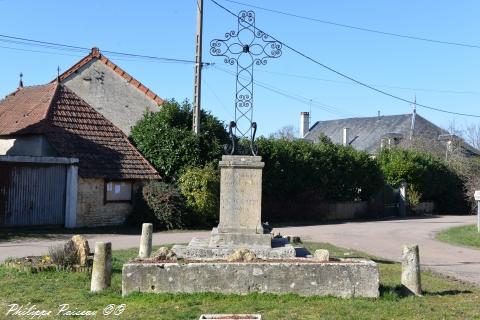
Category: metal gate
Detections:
[
  {"x1": 0, "y1": 162, "x2": 67, "y2": 226},
  {"x1": 383, "y1": 184, "x2": 400, "y2": 217}
]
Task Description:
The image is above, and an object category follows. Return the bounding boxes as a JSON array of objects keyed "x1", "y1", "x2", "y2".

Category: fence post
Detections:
[
  {"x1": 474, "y1": 191, "x2": 480, "y2": 233},
  {"x1": 399, "y1": 182, "x2": 407, "y2": 217}
]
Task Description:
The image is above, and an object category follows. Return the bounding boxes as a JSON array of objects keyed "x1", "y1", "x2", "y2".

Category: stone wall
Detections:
[
  {"x1": 63, "y1": 60, "x2": 159, "y2": 136},
  {"x1": 263, "y1": 199, "x2": 372, "y2": 222},
  {"x1": 76, "y1": 178, "x2": 140, "y2": 227},
  {"x1": 412, "y1": 201, "x2": 434, "y2": 214},
  {"x1": 123, "y1": 259, "x2": 380, "y2": 298},
  {"x1": 320, "y1": 201, "x2": 370, "y2": 220}
]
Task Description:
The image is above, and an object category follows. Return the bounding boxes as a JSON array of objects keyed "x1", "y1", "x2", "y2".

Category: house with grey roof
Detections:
[{"x1": 300, "y1": 110, "x2": 479, "y2": 156}]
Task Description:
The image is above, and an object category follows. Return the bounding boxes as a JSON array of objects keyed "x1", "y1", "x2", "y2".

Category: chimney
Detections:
[
  {"x1": 343, "y1": 128, "x2": 350, "y2": 146},
  {"x1": 18, "y1": 72, "x2": 23, "y2": 88},
  {"x1": 300, "y1": 112, "x2": 310, "y2": 138},
  {"x1": 91, "y1": 47, "x2": 101, "y2": 58}
]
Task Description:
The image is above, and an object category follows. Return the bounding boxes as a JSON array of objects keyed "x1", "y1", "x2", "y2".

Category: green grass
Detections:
[
  {"x1": 436, "y1": 224, "x2": 480, "y2": 249},
  {"x1": 0, "y1": 243, "x2": 479, "y2": 319}
]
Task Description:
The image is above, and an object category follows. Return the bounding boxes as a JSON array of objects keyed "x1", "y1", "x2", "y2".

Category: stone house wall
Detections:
[
  {"x1": 76, "y1": 178, "x2": 142, "y2": 227},
  {"x1": 63, "y1": 60, "x2": 159, "y2": 136},
  {"x1": 0, "y1": 135, "x2": 57, "y2": 156}
]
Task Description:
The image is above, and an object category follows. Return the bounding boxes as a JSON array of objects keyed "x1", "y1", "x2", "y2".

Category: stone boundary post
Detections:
[
  {"x1": 401, "y1": 244, "x2": 422, "y2": 296},
  {"x1": 138, "y1": 223, "x2": 153, "y2": 259},
  {"x1": 91, "y1": 242, "x2": 112, "y2": 292}
]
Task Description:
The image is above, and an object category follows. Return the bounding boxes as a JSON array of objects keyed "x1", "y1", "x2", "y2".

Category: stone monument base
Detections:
[
  {"x1": 172, "y1": 230, "x2": 296, "y2": 260},
  {"x1": 209, "y1": 227, "x2": 272, "y2": 247},
  {"x1": 122, "y1": 259, "x2": 380, "y2": 298}
]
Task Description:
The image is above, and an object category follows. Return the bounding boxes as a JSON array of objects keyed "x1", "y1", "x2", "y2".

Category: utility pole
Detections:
[{"x1": 192, "y1": 0, "x2": 203, "y2": 134}]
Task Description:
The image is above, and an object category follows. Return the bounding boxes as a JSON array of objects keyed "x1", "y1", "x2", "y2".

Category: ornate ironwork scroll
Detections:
[{"x1": 210, "y1": 10, "x2": 282, "y2": 155}]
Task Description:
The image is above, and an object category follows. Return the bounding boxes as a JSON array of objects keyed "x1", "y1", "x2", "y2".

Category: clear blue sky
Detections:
[{"x1": 0, "y1": 0, "x2": 479, "y2": 136}]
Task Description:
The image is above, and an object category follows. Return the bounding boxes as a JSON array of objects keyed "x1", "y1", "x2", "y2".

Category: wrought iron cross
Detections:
[{"x1": 210, "y1": 10, "x2": 282, "y2": 155}]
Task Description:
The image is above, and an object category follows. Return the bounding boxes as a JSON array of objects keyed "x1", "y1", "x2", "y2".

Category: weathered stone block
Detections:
[
  {"x1": 314, "y1": 249, "x2": 329, "y2": 262},
  {"x1": 172, "y1": 238, "x2": 296, "y2": 260},
  {"x1": 226, "y1": 248, "x2": 257, "y2": 262},
  {"x1": 71, "y1": 235, "x2": 90, "y2": 266},
  {"x1": 122, "y1": 259, "x2": 379, "y2": 298},
  {"x1": 209, "y1": 228, "x2": 271, "y2": 247}
]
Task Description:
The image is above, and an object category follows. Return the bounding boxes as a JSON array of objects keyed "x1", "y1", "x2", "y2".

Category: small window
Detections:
[{"x1": 105, "y1": 181, "x2": 132, "y2": 202}]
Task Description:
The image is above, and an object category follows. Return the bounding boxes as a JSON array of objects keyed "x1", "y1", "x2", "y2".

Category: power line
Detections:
[
  {"x1": 221, "y1": 0, "x2": 480, "y2": 50},
  {"x1": 209, "y1": 0, "x2": 480, "y2": 118},
  {"x1": 255, "y1": 69, "x2": 480, "y2": 96},
  {"x1": 213, "y1": 65, "x2": 354, "y2": 117},
  {"x1": 203, "y1": 78, "x2": 235, "y2": 118},
  {"x1": 0, "y1": 34, "x2": 214, "y2": 66},
  {"x1": 0, "y1": 34, "x2": 90, "y2": 51},
  {"x1": 0, "y1": 44, "x2": 85, "y2": 58}
]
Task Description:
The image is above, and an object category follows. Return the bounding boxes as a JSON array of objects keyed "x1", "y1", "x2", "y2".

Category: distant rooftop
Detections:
[{"x1": 304, "y1": 113, "x2": 448, "y2": 154}]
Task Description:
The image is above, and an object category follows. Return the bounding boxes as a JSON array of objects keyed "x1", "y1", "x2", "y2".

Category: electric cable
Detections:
[{"x1": 209, "y1": 0, "x2": 480, "y2": 118}]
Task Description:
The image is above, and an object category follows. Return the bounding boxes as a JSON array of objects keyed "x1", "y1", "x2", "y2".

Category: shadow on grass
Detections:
[
  {"x1": 0, "y1": 226, "x2": 140, "y2": 242},
  {"x1": 0, "y1": 224, "x2": 210, "y2": 243},
  {"x1": 380, "y1": 284, "x2": 472, "y2": 299},
  {"x1": 271, "y1": 214, "x2": 444, "y2": 228},
  {"x1": 371, "y1": 258, "x2": 395, "y2": 265},
  {"x1": 423, "y1": 289, "x2": 472, "y2": 296}
]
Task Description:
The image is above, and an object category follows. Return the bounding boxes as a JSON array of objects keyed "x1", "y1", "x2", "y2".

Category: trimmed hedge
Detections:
[
  {"x1": 257, "y1": 137, "x2": 383, "y2": 201},
  {"x1": 257, "y1": 137, "x2": 384, "y2": 221}
]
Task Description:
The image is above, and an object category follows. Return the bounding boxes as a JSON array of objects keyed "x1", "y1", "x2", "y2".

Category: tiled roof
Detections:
[
  {"x1": 0, "y1": 83, "x2": 57, "y2": 135},
  {"x1": 0, "y1": 83, "x2": 160, "y2": 180},
  {"x1": 57, "y1": 48, "x2": 164, "y2": 105},
  {"x1": 304, "y1": 114, "x2": 448, "y2": 154}
]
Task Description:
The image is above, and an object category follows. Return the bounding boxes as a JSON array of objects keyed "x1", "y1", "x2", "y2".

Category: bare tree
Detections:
[
  {"x1": 270, "y1": 125, "x2": 298, "y2": 141},
  {"x1": 463, "y1": 123, "x2": 480, "y2": 150}
]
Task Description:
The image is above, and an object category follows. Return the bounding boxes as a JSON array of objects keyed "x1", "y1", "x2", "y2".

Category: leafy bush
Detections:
[
  {"x1": 128, "y1": 181, "x2": 185, "y2": 229},
  {"x1": 178, "y1": 163, "x2": 220, "y2": 225},
  {"x1": 48, "y1": 240, "x2": 79, "y2": 266},
  {"x1": 378, "y1": 148, "x2": 468, "y2": 213},
  {"x1": 407, "y1": 185, "x2": 422, "y2": 207},
  {"x1": 130, "y1": 99, "x2": 228, "y2": 180}
]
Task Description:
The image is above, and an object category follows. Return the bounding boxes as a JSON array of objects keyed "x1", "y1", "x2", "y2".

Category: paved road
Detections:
[
  {"x1": 279, "y1": 215, "x2": 480, "y2": 286},
  {"x1": 1, "y1": 215, "x2": 478, "y2": 286}
]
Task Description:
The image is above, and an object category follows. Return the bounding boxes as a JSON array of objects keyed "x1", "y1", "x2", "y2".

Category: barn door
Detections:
[{"x1": 0, "y1": 162, "x2": 67, "y2": 226}]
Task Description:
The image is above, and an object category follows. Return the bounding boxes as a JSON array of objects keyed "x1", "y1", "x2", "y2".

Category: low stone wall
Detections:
[
  {"x1": 263, "y1": 200, "x2": 371, "y2": 222},
  {"x1": 122, "y1": 259, "x2": 379, "y2": 298},
  {"x1": 412, "y1": 202, "x2": 434, "y2": 214},
  {"x1": 320, "y1": 201, "x2": 369, "y2": 221}
]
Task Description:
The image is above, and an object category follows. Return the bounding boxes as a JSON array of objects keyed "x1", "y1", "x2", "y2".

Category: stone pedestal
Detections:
[
  {"x1": 211, "y1": 155, "x2": 271, "y2": 247},
  {"x1": 172, "y1": 155, "x2": 295, "y2": 259}
]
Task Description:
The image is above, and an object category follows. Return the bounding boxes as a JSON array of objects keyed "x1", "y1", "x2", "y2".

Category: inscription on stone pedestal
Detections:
[{"x1": 218, "y1": 156, "x2": 264, "y2": 234}]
